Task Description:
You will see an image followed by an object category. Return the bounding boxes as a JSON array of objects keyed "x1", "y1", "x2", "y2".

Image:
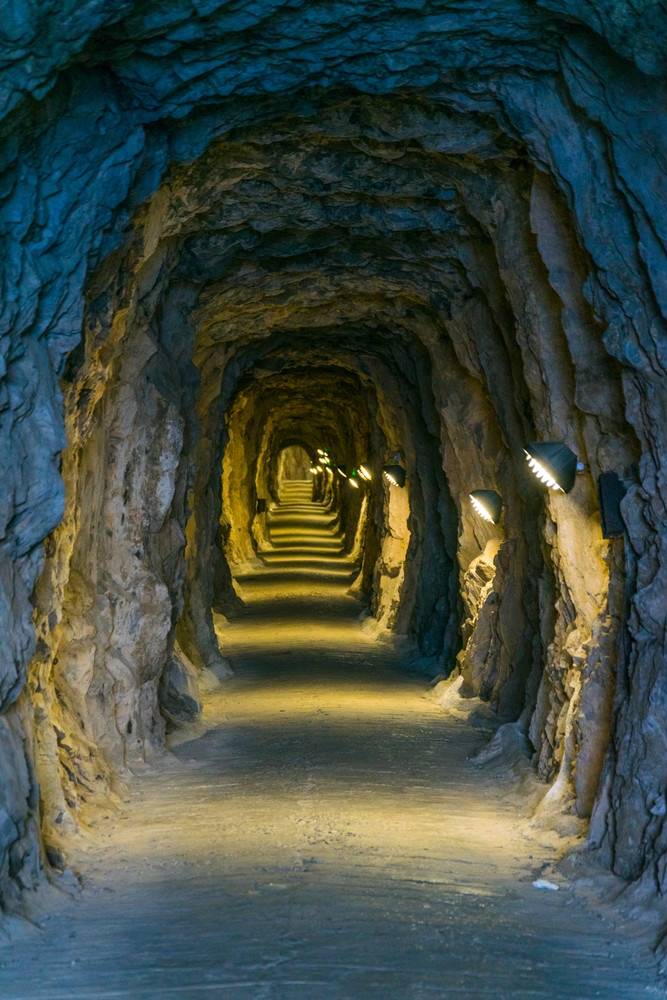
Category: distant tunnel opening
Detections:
[
  {"x1": 276, "y1": 445, "x2": 312, "y2": 484},
  {"x1": 218, "y1": 358, "x2": 456, "y2": 658}
]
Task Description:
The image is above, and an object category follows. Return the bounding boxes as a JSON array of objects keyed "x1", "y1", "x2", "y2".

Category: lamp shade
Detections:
[
  {"x1": 470, "y1": 490, "x2": 503, "y2": 524},
  {"x1": 524, "y1": 442, "x2": 577, "y2": 494},
  {"x1": 382, "y1": 464, "x2": 406, "y2": 487}
]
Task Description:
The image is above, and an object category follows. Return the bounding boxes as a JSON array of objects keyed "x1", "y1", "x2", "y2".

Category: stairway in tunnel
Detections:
[
  {"x1": 237, "y1": 480, "x2": 360, "y2": 596},
  {"x1": 261, "y1": 480, "x2": 353, "y2": 578},
  {"x1": 2, "y1": 503, "x2": 659, "y2": 1000}
]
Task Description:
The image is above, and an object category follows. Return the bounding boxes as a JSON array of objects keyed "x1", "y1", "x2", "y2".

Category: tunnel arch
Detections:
[
  {"x1": 0, "y1": 2, "x2": 663, "y2": 918},
  {"x1": 275, "y1": 444, "x2": 313, "y2": 483}
]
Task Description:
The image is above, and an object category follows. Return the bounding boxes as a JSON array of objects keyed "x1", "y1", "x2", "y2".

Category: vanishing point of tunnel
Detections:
[{"x1": 0, "y1": 4, "x2": 665, "y2": 998}]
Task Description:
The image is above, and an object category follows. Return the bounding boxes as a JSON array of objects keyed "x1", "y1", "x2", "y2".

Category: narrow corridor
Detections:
[{"x1": 2, "y1": 489, "x2": 658, "y2": 999}]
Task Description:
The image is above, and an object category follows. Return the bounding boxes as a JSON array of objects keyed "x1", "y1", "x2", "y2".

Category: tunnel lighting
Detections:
[
  {"x1": 382, "y1": 464, "x2": 406, "y2": 488},
  {"x1": 469, "y1": 490, "x2": 503, "y2": 524},
  {"x1": 348, "y1": 475, "x2": 360, "y2": 489},
  {"x1": 316, "y1": 463, "x2": 325, "y2": 472},
  {"x1": 309, "y1": 466, "x2": 319, "y2": 475},
  {"x1": 524, "y1": 442, "x2": 579, "y2": 494},
  {"x1": 337, "y1": 466, "x2": 347, "y2": 478},
  {"x1": 358, "y1": 465, "x2": 372, "y2": 481}
]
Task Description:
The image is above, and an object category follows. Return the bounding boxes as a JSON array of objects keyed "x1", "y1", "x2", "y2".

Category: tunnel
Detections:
[{"x1": 0, "y1": 2, "x2": 665, "y2": 996}]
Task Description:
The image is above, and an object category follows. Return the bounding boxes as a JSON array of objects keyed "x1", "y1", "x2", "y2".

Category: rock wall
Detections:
[
  {"x1": 0, "y1": 1, "x2": 664, "y2": 907},
  {"x1": 21, "y1": 257, "x2": 201, "y2": 859}
]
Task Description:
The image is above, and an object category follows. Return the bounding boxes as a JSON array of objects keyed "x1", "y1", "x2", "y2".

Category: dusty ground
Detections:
[{"x1": 0, "y1": 484, "x2": 662, "y2": 999}]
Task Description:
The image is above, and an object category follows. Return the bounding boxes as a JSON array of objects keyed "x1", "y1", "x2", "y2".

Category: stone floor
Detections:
[{"x1": 1, "y1": 483, "x2": 661, "y2": 999}]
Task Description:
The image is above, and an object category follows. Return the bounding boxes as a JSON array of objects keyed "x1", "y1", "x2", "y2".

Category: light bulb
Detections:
[{"x1": 470, "y1": 496, "x2": 493, "y2": 522}]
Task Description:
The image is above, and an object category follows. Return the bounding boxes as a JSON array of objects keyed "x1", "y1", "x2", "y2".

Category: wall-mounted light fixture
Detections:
[
  {"x1": 309, "y1": 466, "x2": 319, "y2": 475},
  {"x1": 358, "y1": 465, "x2": 372, "y2": 481},
  {"x1": 524, "y1": 442, "x2": 582, "y2": 494},
  {"x1": 469, "y1": 490, "x2": 503, "y2": 524},
  {"x1": 348, "y1": 475, "x2": 360, "y2": 489},
  {"x1": 382, "y1": 465, "x2": 406, "y2": 488},
  {"x1": 337, "y1": 466, "x2": 347, "y2": 478},
  {"x1": 597, "y1": 471, "x2": 626, "y2": 537}
]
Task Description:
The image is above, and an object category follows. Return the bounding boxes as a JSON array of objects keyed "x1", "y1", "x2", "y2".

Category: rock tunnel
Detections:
[{"x1": 0, "y1": 1, "x2": 665, "y2": 992}]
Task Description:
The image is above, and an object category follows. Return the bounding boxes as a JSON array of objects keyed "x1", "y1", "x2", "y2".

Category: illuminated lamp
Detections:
[
  {"x1": 309, "y1": 466, "x2": 319, "y2": 474},
  {"x1": 348, "y1": 474, "x2": 360, "y2": 489},
  {"x1": 382, "y1": 464, "x2": 406, "y2": 487},
  {"x1": 316, "y1": 463, "x2": 325, "y2": 472},
  {"x1": 469, "y1": 490, "x2": 503, "y2": 524},
  {"x1": 337, "y1": 466, "x2": 348, "y2": 478},
  {"x1": 524, "y1": 442, "x2": 581, "y2": 494},
  {"x1": 358, "y1": 465, "x2": 372, "y2": 481}
]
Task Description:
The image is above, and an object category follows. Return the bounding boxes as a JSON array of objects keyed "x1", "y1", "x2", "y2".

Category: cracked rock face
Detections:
[{"x1": 0, "y1": 1, "x2": 665, "y2": 907}]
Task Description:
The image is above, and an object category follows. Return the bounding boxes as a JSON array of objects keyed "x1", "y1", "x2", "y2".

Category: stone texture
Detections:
[{"x1": 159, "y1": 642, "x2": 202, "y2": 725}]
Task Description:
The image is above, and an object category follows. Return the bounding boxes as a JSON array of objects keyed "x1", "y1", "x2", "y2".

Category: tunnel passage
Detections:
[
  {"x1": 239, "y1": 473, "x2": 358, "y2": 596},
  {"x1": 0, "y1": 1, "x2": 664, "y2": 929},
  {"x1": 218, "y1": 357, "x2": 456, "y2": 656},
  {"x1": 276, "y1": 445, "x2": 311, "y2": 485}
]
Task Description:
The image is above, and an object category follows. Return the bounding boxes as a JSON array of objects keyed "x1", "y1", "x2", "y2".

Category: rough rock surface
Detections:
[
  {"x1": 0, "y1": 0, "x2": 664, "y2": 928},
  {"x1": 158, "y1": 642, "x2": 202, "y2": 725}
]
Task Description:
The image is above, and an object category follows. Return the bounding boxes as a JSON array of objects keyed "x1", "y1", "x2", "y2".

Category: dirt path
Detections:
[{"x1": 1, "y1": 485, "x2": 660, "y2": 999}]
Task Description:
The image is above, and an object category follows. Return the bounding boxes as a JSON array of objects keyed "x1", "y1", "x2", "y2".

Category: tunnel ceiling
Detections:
[{"x1": 0, "y1": 0, "x2": 665, "y2": 917}]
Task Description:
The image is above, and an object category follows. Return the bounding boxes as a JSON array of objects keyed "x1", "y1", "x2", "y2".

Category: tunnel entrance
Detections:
[{"x1": 277, "y1": 445, "x2": 312, "y2": 485}]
